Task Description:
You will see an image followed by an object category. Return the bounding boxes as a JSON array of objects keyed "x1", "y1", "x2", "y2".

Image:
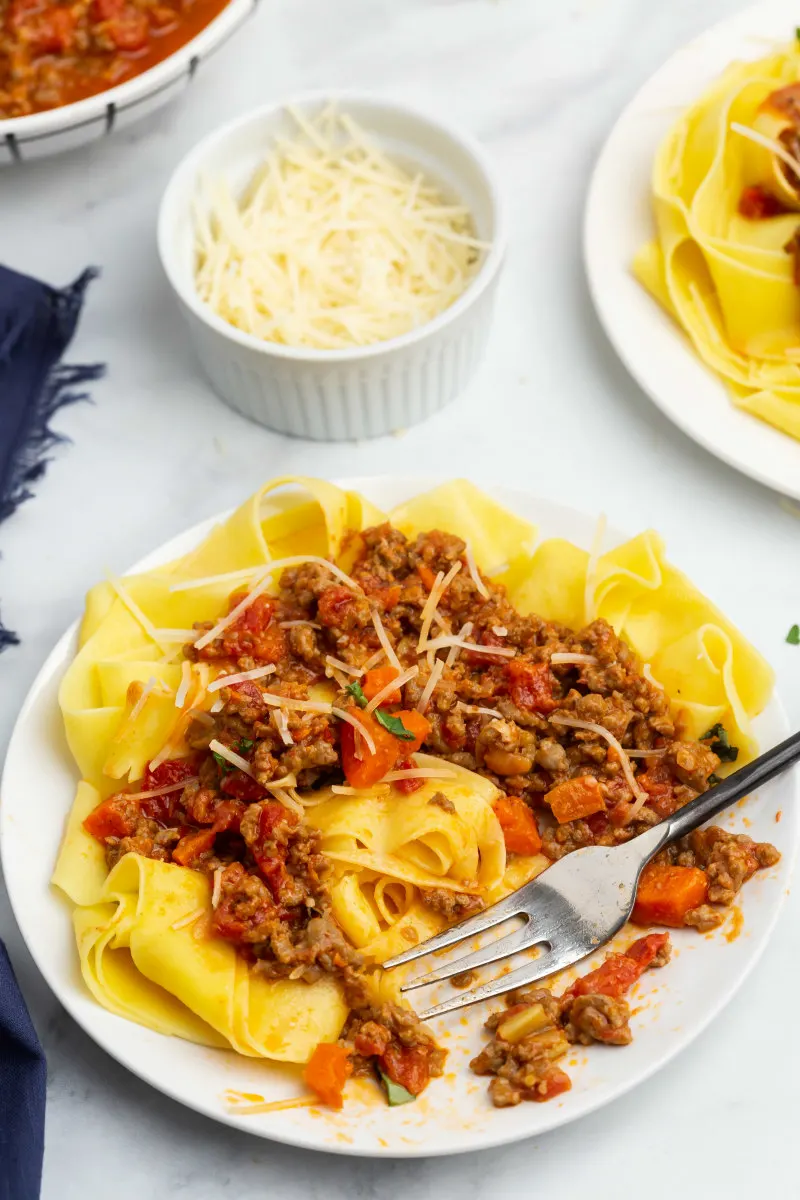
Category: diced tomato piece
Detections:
[
  {"x1": 220, "y1": 770, "x2": 266, "y2": 803},
  {"x1": 340, "y1": 709, "x2": 429, "y2": 789},
  {"x1": 258, "y1": 799, "x2": 298, "y2": 841},
  {"x1": 416, "y1": 563, "x2": 438, "y2": 592},
  {"x1": 304, "y1": 1043, "x2": 353, "y2": 1109},
  {"x1": 568, "y1": 955, "x2": 641, "y2": 1000},
  {"x1": 142, "y1": 758, "x2": 196, "y2": 792},
  {"x1": 172, "y1": 828, "x2": 216, "y2": 866},
  {"x1": 505, "y1": 660, "x2": 557, "y2": 713},
  {"x1": 231, "y1": 679, "x2": 267, "y2": 707},
  {"x1": 25, "y1": 7, "x2": 75, "y2": 54},
  {"x1": 530, "y1": 1066, "x2": 572, "y2": 1102},
  {"x1": 392, "y1": 757, "x2": 425, "y2": 794},
  {"x1": 92, "y1": 0, "x2": 124, "y2": 19},
  {"x1": 632, "y1": 864, "x2": 708, "y2": 928},
  {"x1": 317, "y1": 585, "x2": 361, "y2": 629},
  {"x1": 83, "y1": 795, "x2": 138, "y2": 841},
  {"x1": 211, "y1": 799, "x2": 247, "y2": 833},
  {"x1": 362, "y1": 665, "x2": 401, "y2": 705},
  {"x1": 464, "y1": 629, "x2": 510, "y2": 667},
  {"x1": 624, "y1": 932, "x2": 670, "y2": 969},
  {"x1": 493, "y1": 794, "x2": 542, "y2": 856},
  {"x1": 738, "y1": 185, "x2": 790, "y2": 220},
  {"x1": 197, "y1": 594, "x2": 285, "y2": 662},
  {"x1": 380, "y1": 1044, "x2": 433, "y2": 1097},
  {"x1": 546, "y1": 776, "x2": 605, "y2": 824},
  {"x1": 105, "y1": 6, "x2": 149, "y2": 50}
]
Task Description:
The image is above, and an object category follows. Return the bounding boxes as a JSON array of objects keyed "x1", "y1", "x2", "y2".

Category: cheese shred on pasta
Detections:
[{"x1": 193, "y1": 105, "x2": 489, "y2": 350}]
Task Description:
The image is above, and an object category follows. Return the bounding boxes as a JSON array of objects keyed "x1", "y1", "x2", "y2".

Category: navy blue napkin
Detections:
[
  {"x1": 1, "y1": 263, "x2": 104, "y2": 1199},
  {"x1": 0, "y1": 944, "x2": 46, "y2": 1200},
  {"x1": 0, "y1": 263, "x2": 104, "y2": 650}
]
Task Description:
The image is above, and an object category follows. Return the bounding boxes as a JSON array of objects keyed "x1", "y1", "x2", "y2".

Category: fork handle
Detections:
[{"x1": 662, "y1": 729, "x2": 800, "y2": 846}]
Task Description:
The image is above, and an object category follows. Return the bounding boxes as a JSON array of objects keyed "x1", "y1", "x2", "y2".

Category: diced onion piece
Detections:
[
  {"x1": 272, "y1": 709, "x2": 294, "y2": 746},
  {"x1": 170, "y1": 556, "x2": 362, "y2": 595},
  {"x1": 208, "y1": 664, "x2": 277, "y2": 693},
  {"x1": 175, "y1": 661, "x2": 192, "y2": 708},
  {"x1": 211, "y1": 868, "x2": 223, "y2": 910},
  {"x1": 365, "y1": 665, "x2": 419, "y2": 714},
  {"x1": 381, "y1": 767, "x2": 457, "y2": 782},
  {"x1": 550, "y1": 714, "x2": 647, "y2": 813},
  {"x1": 331, "y1": 707, "x2": 377, "y2": 756},
  {"x1": 371, "y1": 608, "x2": 401, "y2": 671},
  {"x1": 464, "y1": 540, "x2": 489, "y2": 599},
  {"x1": 422, "y1": 634, "x2": 516, "y2": 658},
  {"x1": 497, "y1": 1003, "x2": 551, "y2": 1044},
  {"x1": 125, "y1": 777, "x2": 198, "y2": 801},
  {"x1": 446, "y1": 621, "x2": 473, "y2": 667},
  {"x1": 550, "y1": 653, "x2": 598, "y2": 666},
  {"x1": 325, "y1": 655, "x2": 363, "y2": 677},
  {"x1": 208, "y1": 739, "x2": 254, "y2": 777},
  {"x1": 171, "y1": 908, "x2": 206, "y2": 931},
  {"x1": 416, "y1": 659, "x2": 444, "y2": 715}
]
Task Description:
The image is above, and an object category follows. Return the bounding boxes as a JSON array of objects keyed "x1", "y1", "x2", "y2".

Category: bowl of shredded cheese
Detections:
[{"x1": 158, "y1": 92, "x2": 506, "y2": 439}]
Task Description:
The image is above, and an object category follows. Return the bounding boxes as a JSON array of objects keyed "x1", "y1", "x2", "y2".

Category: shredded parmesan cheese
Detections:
[
  {"x1": 331, "y1": 707, "x2": 377, "y2": 756},
  {"x1": 464, "y1": 540, "x2": 489, "y2": 599},
  {"x1": 325, "y1": 655, "x2": 363, "y2": 677},
  {"x1": 371, "y1": 607, "x2": 401, "y2": 671},
  {"x1": 108, "y1": 577, "x2": 164, "y2": 646},
  {"x1": 550, "y1": 653, "x2": 598, "y2": 666},
  {"x1": 446, "y1": 621, "x2": 473, "y2": 667},
  {"x1": 175, "y1": 661, "x2": 192, "y2": 708},
  {"x1": 170, "y1": 556, "x2": 361, "y2": 596},
  {"x1": 207, "y1": 664, "x2": 277, "y2": 692},
  {"x1": 730, "y1": 121, "x2": 800, "y2": 185},
  {"x1": 208, "y1": 739, "x2": 254, "y2": 776},
  {"x1": 422, "y1": 633, "x2": 516, "y2": 658},
  {"x1": 129, "y1": 676, "x2": 158, "y2": 723},
  {"x1": 272, "y1": 708, "x2": 294, "y2": 746},
  {"x1": 125, "y1": 777, "x2": 198, "y2": 801},
  {"x1": 210, "y1": 697, "x2": 225, "y2": 713},
  {"x1": 417, "y1": 562, "x2": 461, "y2": 653},
  {"x1": 416, "y1": 659, "x2": 444, "y2": 715},
  {"x1": 550, "y1": 715, "x2": 648, "y2": 813},
  {"x1": 265, "y1": 773, "x2": 298, "y2": 790},
  {"x1": 381, "y1": 767, "x2": 457, "y2": 782},
  {"x1": 211, "y1": 868, "x2": 223, "y2": 909},
  {"x1": 643, "y1": 663, "x2": 664, "y2": 690},
  {"x1": 194, "y1": 571, "x2": 275, "y2": 651},
  {"x1": 194, "y1": 105, "x2": 487, "y2": 351},
  {"x1": 260, "y1": 693, "x2": 334, "y2": 714},
  {"x1": 269, "y1": 787, "x2": 304, "y2": 817},
  {"x1": 361, "y1": 648, "x2": 386, "y2": 672},
  {"x1": 171, "y1": 908, "x2": 206, "y2": 931},
  {"x1": 456, "y1": 703, "x2": 503, "y2": 718},
  {"x1": 491, "y1": 625, "x2": 507, "y2": 637},
  {"x1": 223, "y1": 1092, "x2": 317, "y2": 1115},
  {"x1": 365, "y1": 665, "x2": 418, "y2": 714}
]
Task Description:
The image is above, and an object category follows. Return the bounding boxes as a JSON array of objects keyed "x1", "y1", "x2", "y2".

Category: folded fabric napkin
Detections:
[
  {"x1": 0, "y1": 262, "x2": 104, "y2": 1199},
  {"x1": 0, "y1": 944, "x2": 46, "y2": 1200},
  {"x1": 0, "y1": 262, "x2": 104, "y2": 650}
]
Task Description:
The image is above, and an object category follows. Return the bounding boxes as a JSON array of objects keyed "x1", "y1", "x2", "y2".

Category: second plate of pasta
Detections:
[
  {"x1": 585, "y1": 0, "x2": 800, "y2": 499},
  {"x1": 1, "y1": 475, "x2": 795, "y2": 1156}
]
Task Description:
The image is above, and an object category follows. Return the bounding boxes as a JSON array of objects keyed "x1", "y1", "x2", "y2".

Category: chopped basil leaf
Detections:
[
  {"x1": 378, "y1": 1069, "x2": 416, "y2": 1107},
  {"x1": 700, "y1": 723, "x2": 739, "y2": 763},
  {"x1": 374, "y1": 708, "x2": 416, "y2": 741},
  {"x1": 796, "y1": 25, "x2": 800, "y2": 40},
  {"x1": 345, "y1": 681, "x2": 368, "y2": 709},
  {"x1": 708, "y1": 773, "x2": 722, "y2": 787},
  {"x1": 237, "y1": 737, "x2": 254, "y2": 753},
  {"x1": 787, "y1": 624, "x2": 800, "y2": 645},
  {"x1": 212, "y1": 751, "x2": 234, "y2": 774}
]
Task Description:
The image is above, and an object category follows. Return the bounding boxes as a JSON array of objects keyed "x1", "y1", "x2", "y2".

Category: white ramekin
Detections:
[
  {"x1": 0, "y1": 0, "x2": 255, "y2": 164},
  {"x1": 157, "y1": 91, "x2": 506, "y2": 441}
]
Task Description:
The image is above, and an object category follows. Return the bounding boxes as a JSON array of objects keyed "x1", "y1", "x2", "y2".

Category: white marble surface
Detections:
[{"x1": 2, "y1": 0, "x2": 800, "y2": 1195}]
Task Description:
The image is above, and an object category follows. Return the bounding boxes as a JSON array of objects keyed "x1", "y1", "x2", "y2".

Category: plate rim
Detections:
[
  {"x1": 2, "y1": 474, "x2": 797, "y2": 1158},
  {"x1": 583, "y1": 0, "x2": 800, "y2": 502}
]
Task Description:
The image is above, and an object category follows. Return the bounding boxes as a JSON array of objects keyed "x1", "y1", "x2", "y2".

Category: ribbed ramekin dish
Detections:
[
  {"x1": 157, "y1": 91, "x2": 507, "y2": 441},
  {"x1": 0, "y1": 0, "x2": 255, "y2": 164}
]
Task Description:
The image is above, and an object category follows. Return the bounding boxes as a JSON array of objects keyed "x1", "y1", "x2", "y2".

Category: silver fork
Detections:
[{"x1": 384, "y1": 731, "x2": 800, "y2": 1020}]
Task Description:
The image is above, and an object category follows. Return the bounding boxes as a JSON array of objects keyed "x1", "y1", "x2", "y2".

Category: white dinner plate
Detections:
[
  {"x1": 1, "y1": 477, "x2": 796, "y2": 1157},
  {"x1": 584, "y1": 0, "x2": 800, "y2": 501}
]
